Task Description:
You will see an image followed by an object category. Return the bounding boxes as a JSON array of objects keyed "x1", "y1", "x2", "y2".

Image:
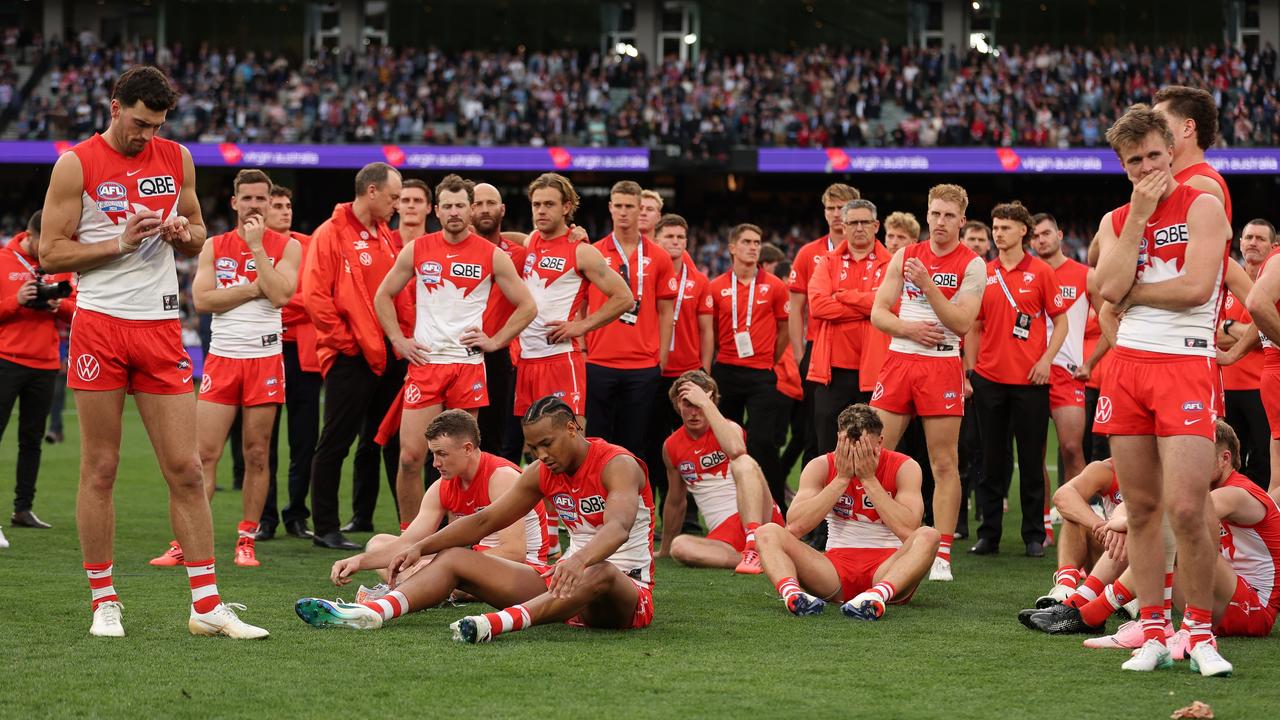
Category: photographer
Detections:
[{"x1": 0, "y1": 211, "x2": 75, "y2": 537}]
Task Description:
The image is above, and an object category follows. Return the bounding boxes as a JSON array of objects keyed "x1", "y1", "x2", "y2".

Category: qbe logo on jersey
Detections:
[
  {"x1": 136, "y1": 175, "x2": 177, "y2": 197},
  {"x1": 539, "y1": 256, "x2": 567, "y2": 273},
  {"x1": 699, "y1": 450, "x2": 728, "y2": 470},
  {"x1": 450, "y1": 262, "x2": 483, "y2": 280}
]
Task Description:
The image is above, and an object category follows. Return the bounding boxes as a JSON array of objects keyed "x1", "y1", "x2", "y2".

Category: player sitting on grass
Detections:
[
  {"x1": 657, "y1": 370, "x2": 783, "y2": 574},
  {"x1": 294, "y1": 396, "x2": 656, "y2": 641},
  {"x1": 324, "y1": 410, "x2": 552, "y2": 603},
  {"x1": 755, "y1": 403, "x2": 939, "y2": 620}
]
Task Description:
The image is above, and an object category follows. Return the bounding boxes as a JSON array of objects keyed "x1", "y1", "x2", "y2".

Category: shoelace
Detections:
[{"x1": 98, "y1": 602, "x2": 124, "y2": 625}]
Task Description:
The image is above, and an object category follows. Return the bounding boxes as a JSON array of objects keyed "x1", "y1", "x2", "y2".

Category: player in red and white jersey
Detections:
[
  {"x1": 1216, "y1": 220, "x2": 1276, "y2": 489},
  {"x1": 584, "y1": 181, "x2": 678, "y2": 455},
  {"x1": 374, "y1": 175, "x2": 536, "y2": 527},
  {"x1": 152, "y1": 169, "x2": 299, "y2": 570},
  {"x1": 390, "y1": 178, "x2": 431, "y2": 250},
  {"x1": 756, "y1": 404, "x2": 938, "y2": 620},
  {"x1": 1032, "y1": 212, "x2": 1093, "y2": 504},
  {"x1": 515, "y1": 173, "x2": 633, "y2": 420},
  {"x1": 788, "y1": 184, "x2": 861, "y2": 465},
  {"x1": 317, "y1": 411, "x2": 550, "y2": 607},
  {"x1": 1245, "y1": 234, "x2": 1280, "y2": 500},
  {"x1": 1094, "y1": 104, "x2": 1234, "y2": 675},
  {"x1": 870, "y1": 183, "x2": 985, "y2": 583},
  {"x1": 38, "y1": 66, "x2": 266, "y2": 638},
  {"x1": 297, "y1": 397, "x2": 655, "y2": 639},
  {"x1": 1153, "y1": 86, "x2": 1232, "y2": 224},
  {"x1": 470, "y1": 182, "x2": 529, "y2": 460},
  {"x1": 658, "y1": 370, "x2": 782, "y2": 574}
]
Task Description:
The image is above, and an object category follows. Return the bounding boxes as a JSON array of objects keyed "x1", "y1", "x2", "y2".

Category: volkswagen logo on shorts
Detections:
[
  {"x1": 200, "y1": 374, "x2": 212, "y2": 393},
  {"x1": 1095, "y1": 396, "x2": 1113, "y2": 423},
  {"x1": 404, "y1": 383, "x2": 422, "y2": 404},
  {"x1": 76, "y1": 354, "x2": 100, "y2": 382},
  {"x1": 872, "y1": 382, "x2": 885, "y2": 401}
]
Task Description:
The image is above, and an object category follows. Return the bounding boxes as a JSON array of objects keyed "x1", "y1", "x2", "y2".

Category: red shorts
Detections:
[
  {"x1": 1215, "y1": 575, "x2": 1277, "y2": 637},
  {"x1": 824, "y1": 547, "x2": 914, "y2": 603},
  {"x1": 549, "y1": 573, "x2": 654, "y2": 630},
  {"x1": 1049, "y1": 365, "x2": 1086, "y2": 411},
  {"x1": 67, "y1": 308, "x2": 193, "y2": 395},
  {"x1": 706, "y1": 508, "x2": 786, "y2": 552},
  {"x1": 199, "y1": 353, "x2": 285, "y2": 406},
  {"x1": 1261, "y1": 368, "x2": 1280, "y2": 440},
  {"x1": 870, "y1": 351, "x2": 964, "y2": 418},
  {"x1": 515, "y1": 352, "x2": 586, "y2": 416},
  {"x1": 1093, "y1": 347, "x2": 1216, "y2": 440},
  {"x1": 405, "y1": 361, "x2": 487, "y2": 410}
]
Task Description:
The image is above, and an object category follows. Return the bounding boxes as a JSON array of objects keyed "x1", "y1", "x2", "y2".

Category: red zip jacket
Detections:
[
  {"x1": 0, "y1": 235, "x2": 76, "y2": 370},
  {"x1": 806, "y1": 239, "x2": 890, "y2": 390},
  {"x1": 280, "y1": 231, "x2": 320, "y2": 372}
]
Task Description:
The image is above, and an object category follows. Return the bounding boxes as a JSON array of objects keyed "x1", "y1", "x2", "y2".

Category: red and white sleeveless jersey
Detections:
[
  {"x1": 664, "y1": 423, "x2": 749, "y2": 532},
  {"x1": 1100, "y1": 461, "x2": 1124, "y2": 518},
  {"x1": 71, "y1": 134, "x2": 186, "y2": 320},
  {"x1": 481, "y1": 236, "x2": 529, "y2": 338},
  {"x1": 1175, "y1": 162, "x2": 1232, "y2": 223},
  {"x1": 539, "y1": 438, "x2": 655, "y2": 585},
  {"x1": 1047, "y1": 257, "x2": 1090, "y2": 371},
  {"x1": 438, "y1": 452, "x2": 552, "y2": 564},
  {"x1": 823, "y1": 448, "x2": 911, "y2": 550},
  {"x1": 1257, "y1": 247, "x2": 1280, "y2": 363},
  {"x1": 208, "y1": 229, "x2": 290, "y2": 358},
  {"x1": 413, "y1": 232, "x2": 495, "y2": 364},
  {"x1": 1219, "y1": 472, "x2": 1280, "y2": 610},
  {"x1": 520, "y1": 230, "x2": 589, "y2": 360},
  {"x1": 1110, "y1": 185, "x2": 1228, "y2": 357},
  {"x1": 889, "y1": 241, "x2": 985, "y2": 358}
]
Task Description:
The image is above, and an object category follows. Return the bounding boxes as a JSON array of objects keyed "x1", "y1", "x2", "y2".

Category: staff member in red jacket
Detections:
[
  {"x1": 806, "y1": 199, "x2": 891, "y2": 455},
  {"x1": 0, "y1": 211, "x2": 76, "y2": 535},
  {"x1": 303, "y1": 162, "x2": 413, "y2": 550}
]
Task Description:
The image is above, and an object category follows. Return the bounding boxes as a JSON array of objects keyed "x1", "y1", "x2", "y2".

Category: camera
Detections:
[{"x1": 22, "y1": 272, "x2": 72, "y2": 310}]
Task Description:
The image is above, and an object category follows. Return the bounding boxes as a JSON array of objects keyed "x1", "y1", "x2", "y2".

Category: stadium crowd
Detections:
[
  {"x1": 0, "y1": 64, "x2": 1276, "y2": 682},
  {"x1": 9, "y1": 34, "x2": 1279, "y2": 157}
]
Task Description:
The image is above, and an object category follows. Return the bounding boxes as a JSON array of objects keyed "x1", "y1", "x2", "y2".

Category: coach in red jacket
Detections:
[{"x1": 0, "y1": 213, "x2": 76, "y2": 531}]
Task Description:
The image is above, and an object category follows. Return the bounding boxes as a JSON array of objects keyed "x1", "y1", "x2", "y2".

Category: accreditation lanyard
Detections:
[
  {"x1": 993, "y1": 266, "x2": 1020, "y2": 311},
  {"x1": 610, "y1": 234, "x2": 644, "y2": 303},
  {"x1": 993, "y1": 263, "x2": 1033, "y2": 341},
  {"x1": 730, "y1": 271, "x2": 757, "y2": 332},
  {"x1": 668, "y1": 263, "x2": 688, "y2": 351}
]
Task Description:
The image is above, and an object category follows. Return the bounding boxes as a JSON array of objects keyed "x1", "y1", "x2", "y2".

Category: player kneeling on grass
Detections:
[
  {"x1": 756, "y1": 403, "x2": 939, "y2": 620},
  {"x1": 295, "y1": 396, "x2": 656, "y2": 641},
  {"x1": 657, "y1": 370, "x2": 784, "y2": 574},
  {"x1": 320, "y1": 409, "x2": 553, "y2": 604}
]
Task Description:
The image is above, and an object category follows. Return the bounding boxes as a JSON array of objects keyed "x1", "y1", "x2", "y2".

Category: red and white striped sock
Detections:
[
  {"x1": 85, "y1": 561, "x2": 119, "y2": 611},
  {"x1": 867, "y1": 581, "x2": 897, "y2": 604},
  {"x1": 482, "y1": 604, "x2": 532, "y2": 637},
  {"x1": 362, "y1": 590, "x2": 409, "y2": 621},
  {"x1": 744, "y1": 522, "x2": 761, "y2": 551},
  {"x1": 185, "y1": 558, "x2": 222, "y2": 614},
  {"x1": 1182, "y1": 605, "x2": 1215, "y2": 650},
  {"x1": 776, "y1": 576, "x2": 802, "y2": 602},
  {"x1": 237, "y1": 520, "x2": 258, "y2": 538},
  {"x1": 1140, "y1": 605, "x2": 1167, "y2": 644},
  {"x1": 1053, "y1": 565, "x2": 1083, "y2": 589},
  {"x1": 936, "y1": 534, "x2": 953, "y2": 563},
  {"x1": 1065, "y1": 574, "x2": 1105, "y2": 608},
  {"x1": 1079, "y1": 579, "x2": 1133, "y2": 627},
  {"x1": 1043, "y1": 505, "x2": 1053, "y2": 538},
  {"x1": 1162, "y1": 572, "x2": 1174, "y2": 624}
]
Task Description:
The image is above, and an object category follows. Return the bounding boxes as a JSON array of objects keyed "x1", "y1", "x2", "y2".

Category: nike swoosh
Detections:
[
  {"x1": 1018, "y1": 289, "x2": 1032, "y2": 293},
  {"x1": 1184, "y1": 418, "x2": 1202, "y2": 425},
  {"x1": 1147, "y1": 220, "x2": 1159, "y2": 227},
  {"x1": 447, "y1": 254, "x2": 459, "y2": 258},
  {"x1": 268, "y1": 391, "x2": 278, "y2": 396},
  {"x1": 127, "y1": 169, "x2": 141, "y2": 177},
  {"x1": 756, "y1": 300, "x2": 769, "y2": 305},
  {"x1": 945, "y1": 403, "x2": 957, "y2": 409},
  {"x1": 472, "y1": 395, "x2": 483, "y2": 401},
  {"x1": 181, "y1": 375, "x2": 192, "y2": 383}
]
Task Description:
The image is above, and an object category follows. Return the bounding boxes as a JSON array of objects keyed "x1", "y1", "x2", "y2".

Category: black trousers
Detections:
[
  {"x1": 956, "y1": 397, "x2": 983, "y2": 531},
  {"x1": 1082, "y1": 386, "x2": 1111, "y2": 462},
  {"x1": 47, "y1": 362, "x2": 66, "y2": 435},
  {"x1": 585, "y1": 363, "x2": 661, "y2": 456},
  {"x1": 813, "y1": 367, "x2": 872, "y2": 455},
  {"x1": 712, "y1": 363, "x2": 787, "y2": 509},
  {"x1": 796, "y1": 342, "x2": 820, "y2": 464},
  {"x1": 257, "y1": 341, "x2": 324, "y2": 528},
  {"x1": 310, "y1": 349, "x2": 406, "y2": 536},
  {"x1": 973, "y1": 373, "x2": 1049, "y2": 546},
  {"x1": 478, "y1": 348, "x2": 517, "y2": 460},
  {"x1": 0, "y1": 358, "x2": 55, "y2": 513},
  {"x1": 1225, "y1": 389, "x2": 1270, "y2": 489}
]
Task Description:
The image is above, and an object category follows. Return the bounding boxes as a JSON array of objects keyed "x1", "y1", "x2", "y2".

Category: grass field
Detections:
[{"x1": 3, "y1": 399, "x2": 1278, "y2": 719}]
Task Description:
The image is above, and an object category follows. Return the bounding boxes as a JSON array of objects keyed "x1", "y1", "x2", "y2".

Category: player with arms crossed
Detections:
[
  {"x1": 39, "y1": 66, "x2": 266, "y2": 638},
  {"x1": 755, "y1": 404, "x2": 939, "y2": 620},
  {"x1": 658, "y1": 370, "x2": 782, "y2": 573},
  {"x1": 295, "y1": 397, "x2": 655, "y2": 641},
  {"x1": 373, "y1": 175, "x2": 536, "y2": 527},
  {"x1": 1094, "y1": 104, "x2": 1234, "y2": 675},
  {"x1": 869, "y1": 184, "x2": 984, "y2": 582}
]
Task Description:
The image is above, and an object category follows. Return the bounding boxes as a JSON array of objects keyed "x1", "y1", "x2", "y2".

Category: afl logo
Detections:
[
  {"x1": 1095, "y1": 396, "x2": 1113, "y2": 423},
  {"x1": 75, "y1": 354, "x2": 101, "y2": 382},
  {"x1": 95, "y1": 182, "x2": 128, "y2": 212},
  {"x1": 419, "y1": 261, "x2": 442, "y2": 284},
  {"x1": 523, "y1": 254, "x2": 536, "y2": 275},
  {"x1": 200, "y1": 374, "x2": 212, "y2": 393},
  {"x1": 404, "y1": 383, "x2": 422, "y2": 404},
  {"x1": 872, "y1": 382, "x2": 885, "y2": 401}
]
